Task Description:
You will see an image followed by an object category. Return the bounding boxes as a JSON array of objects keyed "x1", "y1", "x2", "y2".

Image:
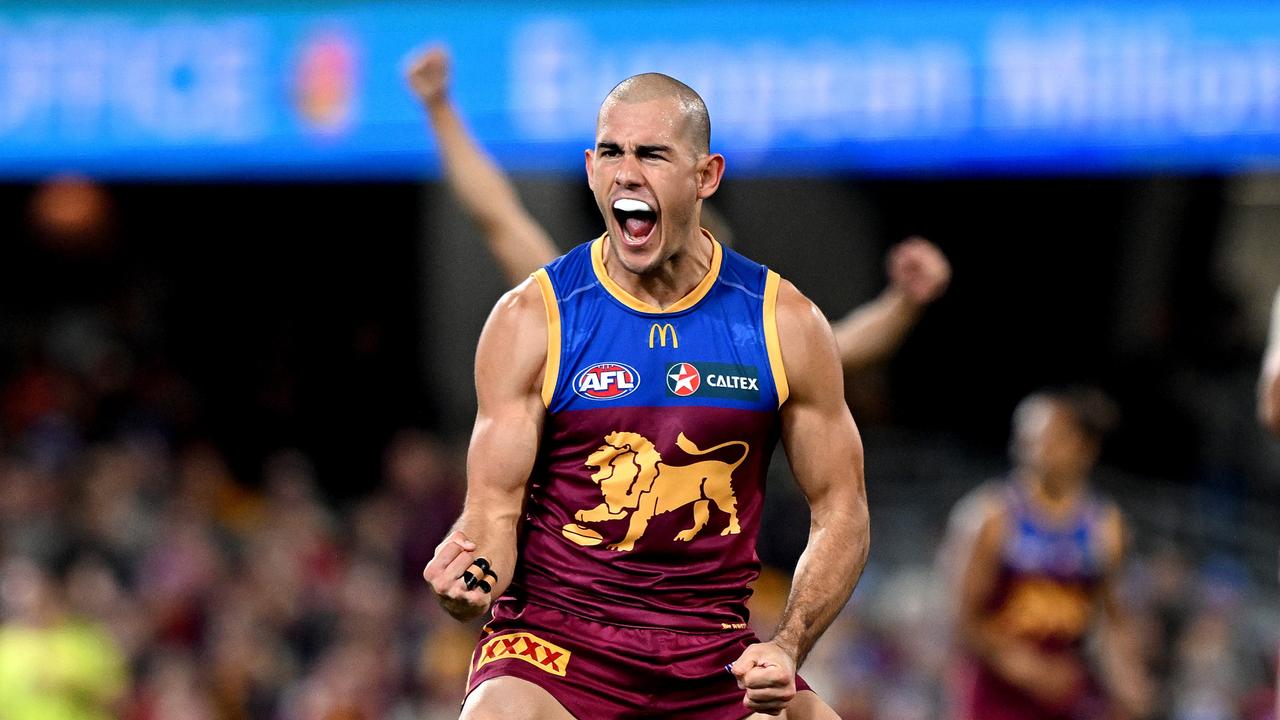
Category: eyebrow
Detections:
[{"x1": 594, "y1": 142, "x2": 674, "y2": 155}]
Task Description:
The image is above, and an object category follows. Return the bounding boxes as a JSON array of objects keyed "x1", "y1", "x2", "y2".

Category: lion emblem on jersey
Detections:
[{"x1": 563, "y1": 431, "x2": 749, "y2": 552}]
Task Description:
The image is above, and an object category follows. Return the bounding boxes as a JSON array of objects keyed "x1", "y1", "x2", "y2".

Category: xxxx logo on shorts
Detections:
[{"x1": 476, "y1": 632, "x2": 572, "y2": 677}]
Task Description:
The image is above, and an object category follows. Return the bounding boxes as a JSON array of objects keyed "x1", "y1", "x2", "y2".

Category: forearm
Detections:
[
  {"x1": 424, "y1": 96, "x2": 554, "y2": 283},
  {"x1": 832, "y1": 288, "x2": 923, "y2": 372},
  {"x1": 1261, "y1": 289, "x2": 1280, "y2": 434},
  {"x1": 771, "y1": 498, "x2": 869, "y2": 665},
  {"x1": 1262, "y1": 358, "x2": 1280, "y2": 435},
  {"x1": 454, "y1": 411, "x2": 539, "y2": 599},
  {"x1": 425, "y1": 95, "x2": 519, "y2": 226},
  {"x1": 1100, "y1": 619, "x2": 1149, "y2": 715}
]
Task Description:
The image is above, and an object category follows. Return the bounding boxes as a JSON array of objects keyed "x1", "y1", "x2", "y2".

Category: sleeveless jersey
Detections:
[
  {"x1": 961, "y1": 481, "x2": 1112, "y2": 720},
  {"x1": 498, "y1": 232, "x2": 788, "y2": 633}
]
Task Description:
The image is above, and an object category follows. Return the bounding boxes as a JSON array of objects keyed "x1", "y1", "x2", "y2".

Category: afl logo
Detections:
[
  {"x1": 666, "y1": 363, "x2": 701, "y2": 397},
  {"x1": 573, "y1": 363, "x2": 640, "y2": 401}
]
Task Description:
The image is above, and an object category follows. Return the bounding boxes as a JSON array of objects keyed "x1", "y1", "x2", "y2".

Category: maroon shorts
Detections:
[{"x1": 465, "y1": 601, "x2": 812, "y2": 720}]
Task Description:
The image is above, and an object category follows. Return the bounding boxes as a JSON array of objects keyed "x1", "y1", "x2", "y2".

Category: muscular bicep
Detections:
[
  {"x1": 775, "y1": 280, "x2": 866, "y2": 517},
  {"x1": 464, "y1": 279, "x2": 549, "y2": 525}
]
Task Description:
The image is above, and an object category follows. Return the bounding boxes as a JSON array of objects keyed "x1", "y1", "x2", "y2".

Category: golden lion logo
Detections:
[{"x1": 561, "y1": 431, "x2": 748, "y2": 552}]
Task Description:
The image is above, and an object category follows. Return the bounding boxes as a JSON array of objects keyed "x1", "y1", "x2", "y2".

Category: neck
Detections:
[
  {"x1": 604, "y1": 228, "x2": 713, "y2": 310},
  {"x1": 1016, "y1": 468, "x2": 1086, "y2": 517}
]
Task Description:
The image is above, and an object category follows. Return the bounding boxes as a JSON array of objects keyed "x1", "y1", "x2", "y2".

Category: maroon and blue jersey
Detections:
[
  {"x1": 960, "y1": 481, "x2": 1113, "y2": 720},
  {"x1": 499, "y1": 232, "x2": 789, "y2": 633},
  {"x1": 987, "y1": 481, "x2": 1108, "y2": 650}
]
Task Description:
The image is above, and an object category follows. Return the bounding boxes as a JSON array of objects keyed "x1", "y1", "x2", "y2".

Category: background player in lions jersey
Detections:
[
  {"x1": 950, "y1": 388, "x2": 1152, "y2": 720},
  {"x1": 421, "y1": 72, "x2": 868, "y2": 718},
  {"x1": 404, "y1": 45, "x2": 951, "y2": 375}
]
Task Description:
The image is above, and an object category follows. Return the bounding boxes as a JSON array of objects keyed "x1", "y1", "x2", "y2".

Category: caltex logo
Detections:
[
  {"x1": 573, "y1": 363, "x2": 640, "y2": 401},
  {"x1": 666, "y1": 363, "x2": 701, "y2": 397}
]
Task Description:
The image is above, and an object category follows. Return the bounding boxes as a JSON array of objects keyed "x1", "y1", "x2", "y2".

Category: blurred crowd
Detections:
[
  {"x1": 0, "y1": 375, "x2": 1275, "y2": 720},
  {"x1": 0, "y1": 177, "x2": 1274, "y2": 720}
]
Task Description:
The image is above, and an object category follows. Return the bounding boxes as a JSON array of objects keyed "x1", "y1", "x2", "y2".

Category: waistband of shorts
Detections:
[{"x1": 500, "y1": 596, "x2": 752, "y2": 636}]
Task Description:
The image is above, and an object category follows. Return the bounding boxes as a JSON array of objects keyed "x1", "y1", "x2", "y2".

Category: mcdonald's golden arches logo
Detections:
[{"x1": 648, "y1": 323, "x2": 678, "y2": 348}]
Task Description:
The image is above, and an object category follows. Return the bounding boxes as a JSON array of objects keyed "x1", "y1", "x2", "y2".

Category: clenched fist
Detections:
[
  {"x1": 887, "y1": 236, "x2": 951, "y2": 307},
  {"x1": 405, "y1": 45, "x2": 450, "y2": 107},
  {"x1": 729, "y1": 641, "x2": 798, "y2": 716},
  {"x1": 423, "y1": 530, "x2": 494, "y2": 621}
]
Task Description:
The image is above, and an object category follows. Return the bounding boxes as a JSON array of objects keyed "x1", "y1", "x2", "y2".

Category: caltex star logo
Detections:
[{"x1": 666, "y1": 363, "x2": 701, "y2": 397}]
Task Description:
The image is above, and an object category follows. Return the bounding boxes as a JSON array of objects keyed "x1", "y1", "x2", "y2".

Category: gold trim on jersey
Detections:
[
  {"x1": 532, "y1": 269, "x2": 561, "y2": 408},
  {"x1": 763, "y1": 270, "x2": 789, "y2": 407},
  {"x1": 590, "y1": 229, "x2": 722, "y2": 314}
]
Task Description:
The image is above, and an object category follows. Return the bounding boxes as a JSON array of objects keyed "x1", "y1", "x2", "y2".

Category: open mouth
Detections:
[{"x1": 612, "y1": 198, "x2": 657, "y2": 245}]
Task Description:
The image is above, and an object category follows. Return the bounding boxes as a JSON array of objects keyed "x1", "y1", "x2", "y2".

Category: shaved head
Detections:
[{"x1": 598, "y1": 73, "x2": 710, "y2": 155}]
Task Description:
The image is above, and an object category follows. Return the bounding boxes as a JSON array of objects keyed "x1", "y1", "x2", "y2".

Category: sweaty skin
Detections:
[
  {"x1": 730, "y1": 277, "x2": 869, "y2": 716},
  {"x1": 424, "y1": 76, "x2": 867, "y2": 719}
]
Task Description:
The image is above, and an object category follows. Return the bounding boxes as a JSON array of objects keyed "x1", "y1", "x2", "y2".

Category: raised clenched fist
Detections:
[
  {"x1": 405, "y1": 45, "x2": 450, "y2": 107},
  {"x1": 887, "y1": 236, "x2": 951, "y2": 307}
]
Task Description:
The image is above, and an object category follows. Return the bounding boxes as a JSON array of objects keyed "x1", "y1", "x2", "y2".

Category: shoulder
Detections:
[
  {"x1": 492, "y1": 275, "x2": 549, "y2": 325},
  {"x1": 477, "y1": 277, "x2": 549, "y2": 393},
  {"x1": 774, "y1": 278, "x2": 829, "y2": 337},
  {"x1": 772, "y1": 278, "x2": 841, "y2": 403}
]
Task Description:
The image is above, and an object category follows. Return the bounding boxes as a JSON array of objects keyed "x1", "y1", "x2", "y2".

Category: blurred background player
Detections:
[
  {"x1": 404, "y1": 46, "x2": 951, "y2": 374},
  {"x1": 949, "y1": 388, "x2": 1154, "y2": 720}
]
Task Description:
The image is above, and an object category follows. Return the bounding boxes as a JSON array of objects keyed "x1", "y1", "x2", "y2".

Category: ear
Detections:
[
  {"x1": 585, "y1": 148, "x2": 596, "y2": 192},
  {"x1": 696, "y1": 153, "x2": 725, "y2": 199}
]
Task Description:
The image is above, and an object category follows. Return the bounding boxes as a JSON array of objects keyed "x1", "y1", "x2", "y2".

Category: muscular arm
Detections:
[
  {"x1": 1260, "y1": 287, "x2": 1280, "y2": 436},
  {"x1": 771, "y1": 280, "x2": 870, "y2": 664},
  {"x1": 407, "y1": 47, "x2": 558, "y2": 285},
  {"x1": 831, "y1": 236, "x2": 950, "y2": 372},
  {"x1": 423, "y1": 279, "x2": 547, "y2": 620},
  {"x1": 729, "y1": 280, "x2": 868, "y2": 715}
]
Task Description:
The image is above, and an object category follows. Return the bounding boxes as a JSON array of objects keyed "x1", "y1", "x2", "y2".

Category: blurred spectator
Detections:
[{"x1": 0, "y1": 555, "x2": 126, "y2": 720}]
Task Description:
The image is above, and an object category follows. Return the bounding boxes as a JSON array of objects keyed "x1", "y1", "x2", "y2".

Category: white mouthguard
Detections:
[{"x1": 612, "y1": 198, "x2": 653, "y2": 213}]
